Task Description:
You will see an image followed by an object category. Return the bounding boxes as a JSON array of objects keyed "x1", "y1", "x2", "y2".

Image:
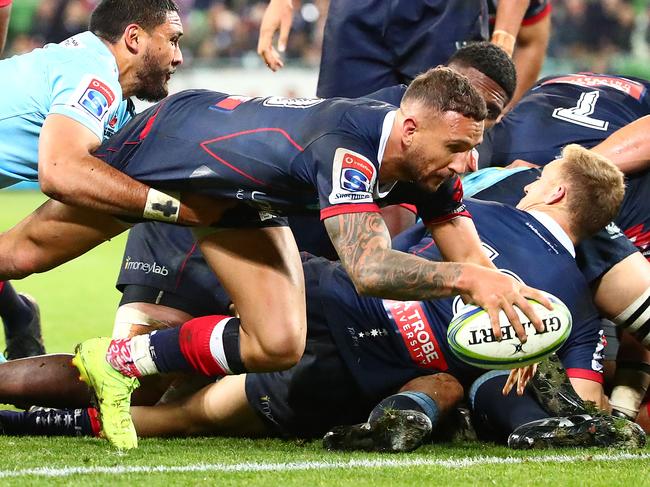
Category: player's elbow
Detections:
[
  {"x1": 38, "y1": 159, "x2": 70, "y2": 202},
  {"x1": 349, "y1": 264, "x2": 384, "y2": 297}
]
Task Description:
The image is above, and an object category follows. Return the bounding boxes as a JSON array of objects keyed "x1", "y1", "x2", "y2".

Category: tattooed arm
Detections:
[{"x1": 324, "y1": 211, "x2": 550, "y2": 342}]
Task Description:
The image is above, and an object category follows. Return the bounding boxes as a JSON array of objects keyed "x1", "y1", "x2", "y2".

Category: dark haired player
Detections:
[
  {"x1": 0, "y1": 147, "x2": 643, "y2": 451},
  {"x1": 0, "y1": 0, "x2": 188, "y2": 359},
  {"x1": 0, "y1": 67, "x2": 553, "y2": 448}
]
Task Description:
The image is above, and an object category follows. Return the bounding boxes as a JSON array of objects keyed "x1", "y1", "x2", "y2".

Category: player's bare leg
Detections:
[
  {"x1": 132, "y1": 375, "x2": 268, "y2": 437},
  {"x1": 197, "y1": 226, "x2": 307, "y2": 371},
  {"x1": 0, "y1": 199, "x2": 130, "y2": 280}
]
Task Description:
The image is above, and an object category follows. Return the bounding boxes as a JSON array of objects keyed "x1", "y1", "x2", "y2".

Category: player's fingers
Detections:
[
  {"x1": 502, "y1": 302, "x2": 526, "y2": 343},
  {"x1": 502, "y1": 369, "x2": 518, "y2": 395},
  {"x1": 524, "y1": 286, "x2": 553, "y2": 310},
  {"x1": 278, "y1": 15, "x2": 293, "y2": 53},
  {"x1": 486, "y1": 307, "x2": 503, "y2": 341},
  {"x1": 513, "y1": 295, "x2": 544, "y2": 334}
]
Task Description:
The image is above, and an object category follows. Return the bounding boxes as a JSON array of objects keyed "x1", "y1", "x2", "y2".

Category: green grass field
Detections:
[{"x1": 1, "y1": 192, "x2": 649, "y2": 486}]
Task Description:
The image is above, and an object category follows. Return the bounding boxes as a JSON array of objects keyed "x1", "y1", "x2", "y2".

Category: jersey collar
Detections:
[
  {"x1": 375, "y1": 110, "x2": 398, "y2": 198},
  {"x1": 527, "y1": 210, "x2": 576, "y2": 258}
]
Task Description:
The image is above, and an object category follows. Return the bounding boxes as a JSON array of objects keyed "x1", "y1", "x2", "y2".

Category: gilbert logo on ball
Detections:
[{"x1": 447, "y1": 291, "x2": 572, "y2": 370}]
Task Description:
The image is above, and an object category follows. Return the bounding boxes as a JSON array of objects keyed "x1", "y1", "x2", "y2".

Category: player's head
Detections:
[
  {"x1": 393, "y1": 67, "x2": 486, "y2": 191},
  {"x1": 447, "y1": 42, "x2": 516, "y2": 128},
  {"x1": 517, "y1": 145, "x2": 625, "y2": 240},
  {"x1": 90, "y1": 0, "x2": 183, "y2": 102}
]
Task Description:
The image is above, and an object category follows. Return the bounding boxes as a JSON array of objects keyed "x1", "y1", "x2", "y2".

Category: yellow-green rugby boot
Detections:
[{"x1": 73, "y1": 337, "x2": 140, "y2": 450}]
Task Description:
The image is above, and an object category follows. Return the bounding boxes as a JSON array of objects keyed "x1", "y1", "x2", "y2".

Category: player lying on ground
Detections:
[
  {"x1": 472, "y1": 73, "x2": 650, "y2": 420},
  {"x1": 1, "y1": 145, "x2": 642, "y2": 451}
]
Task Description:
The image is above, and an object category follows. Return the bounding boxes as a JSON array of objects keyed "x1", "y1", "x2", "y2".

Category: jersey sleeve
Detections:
[
  {"x1": 48, "y1": 60, "x2": 123, "y2": 142},
  {"x1": 557, "y1": 316, "x2": 605, "y2": 384},
  {"x1": 522, "y1": 0, "x2": 552, "y2": 26},
  {"x1": 390, "y1": 176, "x2": 471, "y2": 226},
  {"x1": 308, "y1": 134, "x2": 382, "y2": 220}
]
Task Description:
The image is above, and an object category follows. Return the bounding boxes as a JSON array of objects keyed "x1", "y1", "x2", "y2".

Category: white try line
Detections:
[{"x1": 1, "y1": 452, "x2": 649, "y2": 478}]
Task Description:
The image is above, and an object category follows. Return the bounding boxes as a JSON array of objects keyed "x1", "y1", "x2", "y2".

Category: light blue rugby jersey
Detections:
[{"x1": 0, "y1": 31, "x2": 133, "y2": 188}]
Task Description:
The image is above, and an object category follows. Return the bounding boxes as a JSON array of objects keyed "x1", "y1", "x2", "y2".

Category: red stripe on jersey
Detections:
[
  {"x1": 423, "y1": 209, "x2": 472, "y2": 226},
  {"x1": 175, "y1": 241, "x2": 199, "y2": 291},
  {"x1": 320, "y1": 203, "x2": 381, "y2": 220},
  {"x1": 200, "y1": 128, "x2": 305, "y2": 187},
  {"x1": 139, "y1": 106, "x2": 162, "y2": 140},
  {"x1": 399, "y1": 203, "x2": 417, "y2": 214},
  {"x1": 522, "y1": 3, "x2": 552, "y2": 26},
  {"x1": 0, "y1": 0, "x2": 12, "y2": 7},
  {"x1": 566, "y1": 368, "x2": 604, "y2": 384},
  {"x1": 0, "y1": 281, "x2": 5, "y2": 294}
]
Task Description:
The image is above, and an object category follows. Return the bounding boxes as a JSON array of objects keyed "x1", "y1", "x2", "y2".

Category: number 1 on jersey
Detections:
[{"x1": 552, "y1": 91, "x2": 609, "y2": 131}]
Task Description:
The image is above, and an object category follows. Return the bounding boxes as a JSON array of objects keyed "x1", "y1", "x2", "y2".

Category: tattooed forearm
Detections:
[{"x1": 324, "y1": 212, "x2": 466, "y2": 300}]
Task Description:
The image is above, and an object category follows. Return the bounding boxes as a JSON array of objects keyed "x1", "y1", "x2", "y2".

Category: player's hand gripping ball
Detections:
[{"x1": 447, "y1": 292, "x2": 572, "y2": 369}]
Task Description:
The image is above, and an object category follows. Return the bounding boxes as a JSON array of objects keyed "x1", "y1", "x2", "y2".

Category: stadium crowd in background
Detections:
[{"x1": 2, "y1": 0, "x2": 650, "y2": 78}]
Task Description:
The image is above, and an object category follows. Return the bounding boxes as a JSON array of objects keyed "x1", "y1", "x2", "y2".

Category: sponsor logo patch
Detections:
[
  {"x1": 78, "y1": 78, "x2": 115, "y2": 121},
  {"x1": 262, "y1": 96, "x2": 324, "y2": 109},
  {"x1": 383, "y1": 300, "x2": 448, "y2": 371},
  {"x1": 328, "y1": 148, "x2": 376, "y2": 205},
  {"x1": 123, "y1": 256, "x2": 169, "y2": 276}
]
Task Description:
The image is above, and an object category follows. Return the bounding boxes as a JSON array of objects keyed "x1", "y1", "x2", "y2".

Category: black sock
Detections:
[
  {"x1": 222, "y1": 318, "x2": 246, "y2": 374},
  {"x1": 0, "y1": 282, "x2": 34, "y2": 338},
  {"x1": 0, "y1": 407, "x2": 99, "y2": 437},
  {"x1": 368, "y1": 391, "x2": 439, "y2": 427},
  {"x1": 470, "y1": 371, "x2": 549, "y2": 443}
]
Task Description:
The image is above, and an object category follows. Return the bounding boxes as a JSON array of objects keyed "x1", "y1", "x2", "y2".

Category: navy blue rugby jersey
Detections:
[
  {"x1": 476, "y1": 74, "x2": 650, "y2": 260},
  {"x1": 96, "y1": 89, "x2": 466, "y2": 226},
  {"x1": 319, "y1": 199, "x2": 603, "y2": 398}
]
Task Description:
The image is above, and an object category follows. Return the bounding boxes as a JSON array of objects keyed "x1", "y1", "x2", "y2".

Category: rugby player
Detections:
[
  {"x1": 471, "y1": 72, "x2": 650, "y2": 421},
  {"x1": 0, "y1": 145, "x2": 643, "y2": 451},
  {"x1": 0, "y1": 67, "x2": 555, "y2": 448},
  {"x1": 0, "y1": 0, "x2": 185, "y2": 359}
]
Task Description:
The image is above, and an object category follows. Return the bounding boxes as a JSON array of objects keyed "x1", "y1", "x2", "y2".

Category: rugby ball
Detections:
[{"x1": 447, "y1": 292, "x2": 572, "y2": 370}]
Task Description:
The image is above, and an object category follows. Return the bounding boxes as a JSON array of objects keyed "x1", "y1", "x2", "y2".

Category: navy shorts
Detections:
[
  {"x1": 245, "y1": 257, "x2": 377, "y2": 437},
  {"x1": 316, "y1": 0, "x2": 488, "y2": 98},
  {"x1": 117, "y1": 222, "x2": 232, "y2": 316}
]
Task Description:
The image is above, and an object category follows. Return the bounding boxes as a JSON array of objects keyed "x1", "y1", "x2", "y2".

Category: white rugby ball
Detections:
[{"x1": 447, "y1": 292, "x2": 572, "y2": 370}]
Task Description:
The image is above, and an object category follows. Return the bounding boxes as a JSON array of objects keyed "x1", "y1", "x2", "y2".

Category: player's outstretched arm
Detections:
[
  {"x1": 257, "y1": 0, "x2": 296, "y2": 71},
  {"x1": 592, "y1": 116, "x2": 650, "y2": 174},
  {"x1": 324, "y1": 211, "x2": 548, "y2": 342},
  {"x1": 39, "y1": 115, "x2": 224, "y2": 226}
]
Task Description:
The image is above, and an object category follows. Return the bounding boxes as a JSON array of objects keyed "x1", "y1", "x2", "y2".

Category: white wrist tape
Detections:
[{"x1": 144, "y1": 188, "x2": 181, "y2": 223}]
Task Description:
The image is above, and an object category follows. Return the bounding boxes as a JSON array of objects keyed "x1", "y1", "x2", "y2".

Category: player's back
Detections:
[
  {"x1": 100, "y1": 89, "x2": 392, "y2": 207},
  {"x1": 480, "y1": 73, "x2": 650, "y2": 167}
]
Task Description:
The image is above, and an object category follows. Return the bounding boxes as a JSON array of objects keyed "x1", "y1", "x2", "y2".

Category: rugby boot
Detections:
[
  {"x1": 4, "y1": 294, "x2": 46, "y2": 360},
  {"x1": 508, "y1": 414, "x2": 646, "y2": 449},
  {"x1": 528, "y1": 353, "x2": 594, "y2": 416},
  {"x1": 73, "y1": 337, "x2": 140, "y2": 450},
  {"x1": 323, "y1": 409, "x2": 432, "y2": 453}
]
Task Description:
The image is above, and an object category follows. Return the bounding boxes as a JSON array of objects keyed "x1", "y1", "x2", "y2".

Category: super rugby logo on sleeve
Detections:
[
  {"x1": 329, "y1": 148, "x2": 377, "y2": 204},
  {"x1": 77, "y1": 78, "x2": 116, "y2": 121}
]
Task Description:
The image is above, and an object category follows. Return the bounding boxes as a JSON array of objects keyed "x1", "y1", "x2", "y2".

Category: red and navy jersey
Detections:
[
  {"x1": 97, "y1": 89, "x2": 466, "y2": 227},
  {"x1": 477, "y1": 73, "x2": 650, "y2": 260},
  {"x1": 319, "y1": 198, "x2": 603, "y2": 397},
  {"x1": 488, "y1": 0, "x2": 551, "y2": 28}
]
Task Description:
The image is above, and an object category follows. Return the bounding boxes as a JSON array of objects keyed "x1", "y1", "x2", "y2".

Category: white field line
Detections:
[{"x1": 0, "y1": 452, "x2": 649, "y2": 478}]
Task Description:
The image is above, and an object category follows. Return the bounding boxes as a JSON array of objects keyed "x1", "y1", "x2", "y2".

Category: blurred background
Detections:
[{"x1": 2, "y1": 0, "x2": 650, "y2": 96}]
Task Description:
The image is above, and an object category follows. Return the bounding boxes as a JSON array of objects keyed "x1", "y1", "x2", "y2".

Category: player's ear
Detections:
[
  {"x1": 544, "y1": 184, "x2": 566, "y2": 205},
  {"x1": 123, "y1": 23, "x2": 142, "y2": 54},
  {"x1": 402, "y1": 117, "x2": 417, "y2": 146}
]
